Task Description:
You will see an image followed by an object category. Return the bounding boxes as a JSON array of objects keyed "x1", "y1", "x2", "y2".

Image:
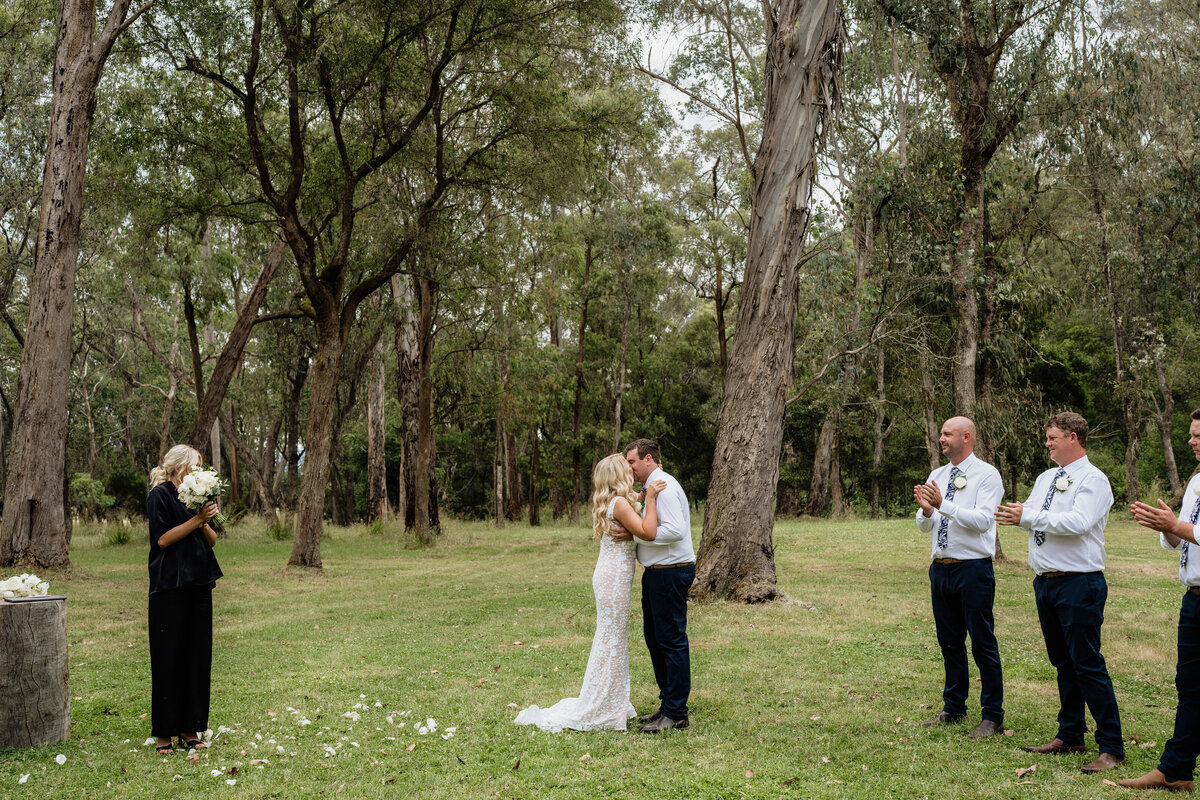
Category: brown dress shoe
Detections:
[
  {"x1": 639, "y1": 715, "x2": 688, "y2": 733},
  {"x1": 1022, "y1": 737, "x2": 1086, "y2": 754},
  {"x1": 968, "y1": 720, "x2": 1003, "y2": 739},
  {"x1": 637, "y1": 708, "x2": 664, "y2": 724},
  {"x1": 1081, "y1": 752, "x2": 1124, "y2": 774},
  {"x1": 921, "y1": 711, "x2": 966, "y2": 727},
  {"x1": 1117, "y1": 768, "x2": 1195, "y2": 792}
]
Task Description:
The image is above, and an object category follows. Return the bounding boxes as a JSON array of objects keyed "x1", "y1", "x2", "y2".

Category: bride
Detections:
[{"x1": 515, "y1": 453, "x2": 665, "y2": 732}]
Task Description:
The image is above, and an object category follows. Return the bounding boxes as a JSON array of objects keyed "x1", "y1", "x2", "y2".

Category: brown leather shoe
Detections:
[
  {"x1": 968, "y1": 719, "x2": 1003, "y2": 739},
  {"x1": 1117, "y1": 768, "x2": 1195, "y2": 792},
  {"x1": 1081, "y1": 752, "x2": 1124, "y2": 774},
  {"x1": 1022, "y1": 738, "x2": 1086, "y2": 754},
  {"x1": 637, "y1": 708, "x2": 664, "y2": 724},
  {"x1": 921, "y1": 711, "x2": 966, "y2": 727},
  {"x1": 639, "y1": 715, "x2": 688, "y2": 733}
]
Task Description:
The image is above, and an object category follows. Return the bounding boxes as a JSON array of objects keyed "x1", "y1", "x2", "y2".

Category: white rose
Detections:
[
  {"x1": 952, "y1": 475, "x2": 967, "y2": 490},
  {"x1": 1053, "y1": 475, "x2": 1071, "y2": 492}
]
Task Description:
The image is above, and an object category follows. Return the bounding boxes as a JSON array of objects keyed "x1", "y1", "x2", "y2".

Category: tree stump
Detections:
[{"x1": 0, "y1": 597, "x2": 69, "y2": 748}]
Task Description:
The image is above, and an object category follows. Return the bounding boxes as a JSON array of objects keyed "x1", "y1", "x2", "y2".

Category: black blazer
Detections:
[{"x1": 146, "y1": 482, "x2": 223, "y2": 595}]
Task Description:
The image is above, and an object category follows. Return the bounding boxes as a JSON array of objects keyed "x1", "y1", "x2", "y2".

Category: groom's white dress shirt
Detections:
[
  {"x1": 1161, "y1": 472, "x2": 1200, "y2": 587},
  {"x1": 637, "y1": 467, "x2": 694, "y2": 567},
  {"x1": 915, "y1": 453, "x2": 1004, "y2": 561},
  {"x1": 1018, "y1": 454, "x2": 1113, "y2": 576}
]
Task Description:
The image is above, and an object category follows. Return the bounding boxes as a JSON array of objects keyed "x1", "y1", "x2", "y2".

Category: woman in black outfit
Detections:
[{"x1": 147, "y1": 444, "x2": 222, "y2": 754}]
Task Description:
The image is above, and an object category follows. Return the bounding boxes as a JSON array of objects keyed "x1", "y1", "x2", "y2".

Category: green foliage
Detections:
[{"x1": 70, "y1": 473, "x2": 115, "y2": 520}]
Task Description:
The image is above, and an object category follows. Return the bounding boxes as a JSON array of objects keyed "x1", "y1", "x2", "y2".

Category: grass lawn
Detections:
[{"x1": 0, "y1": 511, "x2": 1190, "y2": 798}]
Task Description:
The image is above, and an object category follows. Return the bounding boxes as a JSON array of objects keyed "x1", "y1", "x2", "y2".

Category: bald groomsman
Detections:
[
  {"x1": 914, "y1": 416, "x2": 1006, "y2": 738},
  {"x1": 1119, "y1": 406, "x2": 1200, "y2": 793},
  {"x1": 996, "y1": 411, "x2": 1124, "y2": 775}
]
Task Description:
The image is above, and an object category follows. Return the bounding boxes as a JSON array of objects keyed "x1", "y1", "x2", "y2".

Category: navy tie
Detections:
[
  {"x1": 1182, "y1": 495, "x2": 1200, "y2": 570},
  {"x1": 1033, "y1": 468, "x2": 1067, "y2": 547},
  {"x1": 936, "y1": 466, "x2": 962, "y2": 551}
]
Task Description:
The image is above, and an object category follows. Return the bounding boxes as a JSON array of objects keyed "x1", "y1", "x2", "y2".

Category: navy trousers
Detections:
[
  {"x1": 1159, "y1": 590, "x2": 1200, "y2": 781},
  {"x1": 1033, "y1": 572, "x2": 1124, "y2": 757},
  {"x1": 641, "y1": 563, "x2": 694, "y2": 720},
  {"x1": 929, "y1": 558, "x2": 1004, "y2": 722}
]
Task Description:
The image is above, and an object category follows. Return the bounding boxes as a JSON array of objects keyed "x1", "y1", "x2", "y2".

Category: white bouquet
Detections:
[
  {"x1": 178, "y1": 467, "x2": 229, "y2": 527},
  {"x1": 0, "y1": 573, "x2": 50, "y2": 599}
]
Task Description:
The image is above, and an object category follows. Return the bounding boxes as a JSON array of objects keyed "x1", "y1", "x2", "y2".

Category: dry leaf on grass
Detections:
[
  {"x1": 1103, "y1": 779, "x2": 1120, "y2": 787},
  {"x1": 579, "y1": 753, "x2": 591, "y2": 762},
  {"x1": 1004, "y1": 729, "x2": 1015, "y2": 736},
  {"x1": 406, "y1": 744, "x2": 417, "y2": 752},
  {"x1": 512, "y1": 758, "x2": 521, "y2": 771},
  {"x1": 1015, "y1": 764, "x2": 1037, "y2": 778},
  {"x1": 780, "y1": 777, "x2": 798, "y2": 786},
  {"x1": 745, "y1": 770, "x2": 755, "y2": 778}
]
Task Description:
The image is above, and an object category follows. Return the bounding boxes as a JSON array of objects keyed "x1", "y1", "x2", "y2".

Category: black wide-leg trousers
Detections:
[{"x1": 149, "y1": 585, "x2": 213, "y2": 738}]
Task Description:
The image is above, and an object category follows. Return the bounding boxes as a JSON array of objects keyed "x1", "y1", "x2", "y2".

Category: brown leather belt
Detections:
[
  {"x1": 1039, "y1": 570, "x2": 1083, "y2": 579},
  {"x1": 647, "y1": 562, "x2": 694, "y2": 570},
  {"x1": 933, "y1": 557, "x2": 963, "y2": 564}
]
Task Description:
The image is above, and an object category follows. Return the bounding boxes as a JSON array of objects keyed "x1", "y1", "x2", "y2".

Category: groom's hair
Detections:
[
  {"x1": 624, "y1": 439, "x2": 660, "y2": 464},
  {"x1": 1046, "y1": 411, "x2": 1088, "y2": 447}
]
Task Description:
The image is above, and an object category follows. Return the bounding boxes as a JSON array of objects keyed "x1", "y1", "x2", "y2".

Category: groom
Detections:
[{"x1": 616, "y1": 439, "x2": 695, "y2": 733}]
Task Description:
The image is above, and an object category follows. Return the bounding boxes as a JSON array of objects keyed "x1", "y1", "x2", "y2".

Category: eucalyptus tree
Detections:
[
  {"x1": 2, "y1": 0, "x2": 150, "y2": 568},
  {"x1": 877, "y1": 0, "x2": 1072, "y2": 418},
  {"x1": 691, "y1": 0, "x2": 844, "y2": 602},
  {"x1": 142, "y1": 0, "x2": 624, "y2": 565}
]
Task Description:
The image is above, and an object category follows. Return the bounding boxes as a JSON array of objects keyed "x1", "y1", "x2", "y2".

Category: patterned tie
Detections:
[
  {"x1": 936, "y1": 466, "x2": 961, "y2": 551},
  {"x1": 1182, "y1": 495, "x2": 1200, "y2": 570},
  {"x1": 1033, "y1": 468, "x2": 1067, "y2": 547}
]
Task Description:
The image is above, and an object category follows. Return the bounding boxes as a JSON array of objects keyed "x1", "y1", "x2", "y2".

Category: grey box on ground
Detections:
[{"x1": 0, "y1": 597, "x2": 69, "y2": 748}]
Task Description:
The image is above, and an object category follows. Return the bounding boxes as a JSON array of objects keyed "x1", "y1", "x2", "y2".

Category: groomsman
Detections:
[
  {"x1": 1119, "y1": 407, "x2": 1200, "y2": 793},
  {"x1": 913, "y1": 416, "x2": 1006, "y2": 738},
  {"x1": 996, "y1": 412, "x2": 1124, "y2": 774}
]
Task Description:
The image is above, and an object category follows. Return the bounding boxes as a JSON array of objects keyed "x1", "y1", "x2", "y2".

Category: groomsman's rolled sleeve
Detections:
[{"x1": 915, "y1": 508, "x2": 935, "y2": 532}]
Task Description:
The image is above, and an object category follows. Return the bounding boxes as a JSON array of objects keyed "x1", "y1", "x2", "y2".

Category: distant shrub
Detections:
[{"x1": 268, "y1": 510, "x2": 293, "y2": 541}]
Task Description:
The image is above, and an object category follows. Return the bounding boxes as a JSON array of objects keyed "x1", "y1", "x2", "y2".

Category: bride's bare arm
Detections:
[{"x1": 612, "y1": 481, "x2": 666, "y2": 541}]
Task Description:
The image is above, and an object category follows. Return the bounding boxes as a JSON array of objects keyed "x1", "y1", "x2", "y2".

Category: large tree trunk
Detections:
[
  {"x1": 919, "y1": 333, "x2": 940, "y2": 469},
  {"x1": 2, "y1": 0, "x2": 138, "y2": 568},
  {"x1": 288, "y1": 323, "x2": 344, "y2": 567},
  {"x1": 693, "y1": 0, "x2": 843, "y2": 603},
  {"x1": 492, "y1": 415, "x2": 505, "y2": 528},
  {"x1": 504, "y1": 431, "x2": 521, "y2": 521}
]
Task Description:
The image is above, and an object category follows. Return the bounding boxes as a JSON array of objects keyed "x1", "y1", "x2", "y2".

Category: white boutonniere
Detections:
[
  {"x1": 1053, "y1": 474, "x2": 1072, "y2": 492},
  {"x1": 952, "y1": 474, "x2": 968, "y2": 490}
]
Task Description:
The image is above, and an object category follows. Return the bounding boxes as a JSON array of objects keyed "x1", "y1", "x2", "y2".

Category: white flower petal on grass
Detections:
[
  {"x1": 418, "y1": 726, "x2": 428, "y2": 735},
  {"x1": 18, "y1": 774, "x2": 29, "y2": 784},
  {"x1": 426, "y1": 718, "x2": 437, "y2": 732},
  {"x1": 143, "y1": 738, "x2": 156, "y2": 746},
  {"x1": 342, "y1": 711, "x2": 360, "y2": 722},
  {"x1": 211, "y1": 769, "x2": 223, "y2": 777},
  {"x1": 55, "y1": 754, "x2": 66, "y2": 765},
  {"x1": 226, "y1": 779, "x2": 237, "y2": 786},
  {"x1": 374, "y1": 702, "x2": 382, "y2": 708}
]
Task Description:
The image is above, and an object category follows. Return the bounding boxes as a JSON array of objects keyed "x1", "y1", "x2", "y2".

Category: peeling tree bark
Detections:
[{"x1": 692, "y1": 0, "x2": 844, "y2": 603}]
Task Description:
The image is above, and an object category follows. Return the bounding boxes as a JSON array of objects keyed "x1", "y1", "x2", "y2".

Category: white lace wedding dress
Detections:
[{"x1": 515, "y1": 498, "x2": 637, "y2": 731}]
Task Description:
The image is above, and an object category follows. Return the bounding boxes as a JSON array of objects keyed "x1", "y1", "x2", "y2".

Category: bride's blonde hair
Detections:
[
  {"x1": 590, "y1": 453, "x2": 640, "y2": 538},
  {"x1": 150, "y1": 444, "x2": 201, "y2": 488}
]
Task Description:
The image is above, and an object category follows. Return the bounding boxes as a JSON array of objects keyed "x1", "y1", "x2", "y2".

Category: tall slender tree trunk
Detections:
[
  {"x1": 870, "y1": 343, "x2": 892, "y2": 518},
  {"x1": 2, "y1": 0, "x2": 140, "y2": 567},
  {"x1": 529, "y1": 428, "x2": 541, "y2": 526},
  {"x1": 1154, "y1": 351, "x2": 1182, "y2": 495},
  {"x1": 693, "y1": 0, "x2": 843, "y2": 603},
  {"x1": 919, "y1": 333, "x2": 940, "y2": 469},
  {"x1": 365, "y1": 295, "x2": 390, "y2": 523},
  {"x1": 392, "y1": 274, "x2": 418, "y2": 530},
  {"x1": 492, "y1": 415, "x2": 505, "y2": 528},
  {"x1": 414, "y1": 275, "x2": 438, "y2": 544},
  {"x1": 570, "y1": 240, "x2": 593, "y2": 523},
  {"x1": 504, "y1": 431, "x2": 521, "y2": 520},
  {"x1": 951, "y1": 164, "x2": 982, "y2": 415},
  {"x1": 807, "y1": 416, "x2": 835, "y2": 516}
]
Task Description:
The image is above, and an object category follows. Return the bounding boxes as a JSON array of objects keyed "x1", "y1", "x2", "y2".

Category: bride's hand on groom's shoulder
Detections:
[{"x1": 645, "y1": 480, "x2": 666, "y2": 499}]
